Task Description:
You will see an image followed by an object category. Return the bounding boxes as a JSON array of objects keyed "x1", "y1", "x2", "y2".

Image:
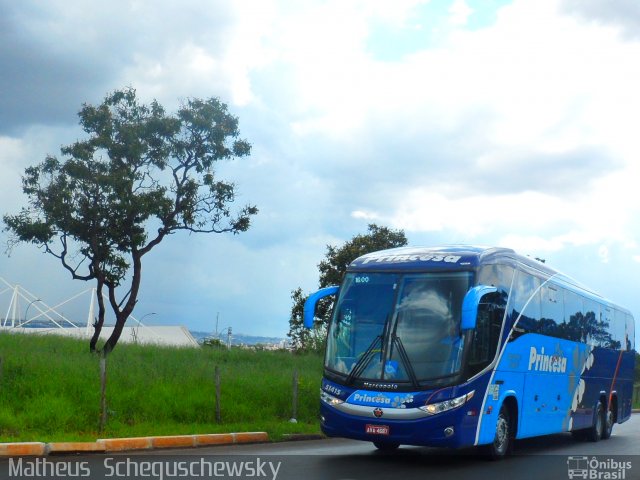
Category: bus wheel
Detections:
[
  {"x1": 601, "y1": 405, "x2": 614, "y2": 440},
  {"x1": 586, "y1": 402, "x2": 604, "y2": 442},
  {"x1": 373, "y1": 441, "x2": 399, "y2": 451},
  {"x1": 486, "y1": 405, "x2": 511, "y2": 459}
]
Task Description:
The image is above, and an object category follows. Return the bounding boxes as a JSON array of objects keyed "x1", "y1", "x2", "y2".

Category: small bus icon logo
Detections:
[{"x1": 567, "y1": 456, "x2": 589, "y2": 479}]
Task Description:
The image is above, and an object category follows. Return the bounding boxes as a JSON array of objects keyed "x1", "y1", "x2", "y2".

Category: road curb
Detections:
[
  {"x1": 0, "y1": 432, "x2": 269, "y2": 456},
  {"x1": 151, "y1": 435, "x2": 197, "y2": 449},
  {"x1": 97, "y1": 437, "x2": 154, "y2": 452},
  {"x1": 0, "y1": 443, "x2": 47, "y2": 457},
  {"x1": 234, "y1": 432, "x2": 269, "y2": 444},
  {"x1": 48, "y1": 442, "x2": 106, "y2": 454},
  {"x1": 195, "y1": 433, "x2": 235, "y2": 446}
]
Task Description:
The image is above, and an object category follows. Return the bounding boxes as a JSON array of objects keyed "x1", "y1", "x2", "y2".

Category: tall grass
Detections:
[{"x1": 0, "y1": 333, "x2": 323, "y2": 442}]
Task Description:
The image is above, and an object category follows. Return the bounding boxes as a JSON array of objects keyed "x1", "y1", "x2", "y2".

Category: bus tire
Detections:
[
  {"x1": 485, "y1": 404, "x2": 512, "y2": 459},
  {"x1": 373, "y1": 441, "x2": 399, "y2": 451},
  {"x1": 601, "y1": 404, "x2": 614, "y2": 440},
  {"x1": 586, "y1": 402, "x2": 604, "y2": 442}
]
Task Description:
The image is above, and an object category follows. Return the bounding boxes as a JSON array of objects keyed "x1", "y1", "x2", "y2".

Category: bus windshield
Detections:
[{"x1": 325, "y1": 271, "x2": 473, "y2": 385}]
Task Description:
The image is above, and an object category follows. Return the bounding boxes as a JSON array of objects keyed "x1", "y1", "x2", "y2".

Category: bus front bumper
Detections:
[{"x1": 320, "y1": 401, "x2": 479, "y2": 448}]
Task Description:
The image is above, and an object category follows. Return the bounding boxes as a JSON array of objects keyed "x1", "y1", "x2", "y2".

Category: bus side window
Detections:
[
  {"x1": 601, "y1": 307, "x2": 615, "y2": 348},
  {"x1": 540, "y1": 284, "x2": 563, "y2": 338},
  {"x1": 510, "y1": 270, "x2": 541, "y2": 335},
  {"x1": 467, "y1": 292, "x2": 505, "y2": 378},
  {"x1": 612, "y1": 310, "x2": 626, "y2": 350},
  {"x1": 625, "y1": 314, "x2": 634, "y2": 351}
]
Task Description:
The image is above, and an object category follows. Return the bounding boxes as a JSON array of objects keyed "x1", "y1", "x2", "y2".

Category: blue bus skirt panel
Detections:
[
  {"x1": 320, "y1": 374, "x2": 492, "y2": 448},
  {"x1": 320, "y1": 403, "x2": 476, "y2": 448},
  {"x1": 475, "y1": 333, "x2": 599, "y2": 445}
]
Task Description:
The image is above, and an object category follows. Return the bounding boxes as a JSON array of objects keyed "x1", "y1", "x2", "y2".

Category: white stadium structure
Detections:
[{"x1": 0, "y1": 277, "x2": 198, "y2": 348}]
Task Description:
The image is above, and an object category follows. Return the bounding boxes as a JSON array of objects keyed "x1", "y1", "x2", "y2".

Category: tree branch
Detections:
[{"x1": 46, "y1": 234, "x2": 95, "y2": 281}]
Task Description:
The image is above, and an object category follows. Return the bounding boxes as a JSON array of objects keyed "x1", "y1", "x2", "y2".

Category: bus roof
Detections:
[{"x1": 350, "y1": 245, "x2": 521, "y2": 271}]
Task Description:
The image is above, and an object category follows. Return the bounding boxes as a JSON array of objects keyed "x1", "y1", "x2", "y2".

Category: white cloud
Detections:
[
  {"x1": 497, "y1": 235, "x2": 566, "y2": 254},
  {"x1": 598, "y1": 245, "x2": 610, "y2": 263},
  {"x1": 252, "y1": 0, "x2": 640, "y2": 252},
  {"x1": 0, "y1": 137, "x2": 27, "y2": 211},
  {"x1": 449, "y1": 0, "x2": 474, "y2": 26},
  {"x1": 1, "y1": 126, "x2": 79, "y2": 210},
  {"x1": 296, "y1": 0, "x2": 640, "y2": 153},
  {"x1": 351, "y1": 210, "x2": 380, "y2": 221}
]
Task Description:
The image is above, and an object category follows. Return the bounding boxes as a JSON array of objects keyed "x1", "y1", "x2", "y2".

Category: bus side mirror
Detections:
[
  {"x1": 303, "y1": 286, "x2": 339, "y2": 328},
  {"x1": 461, "y1": 285, "x2": 497, "y2": 330}
]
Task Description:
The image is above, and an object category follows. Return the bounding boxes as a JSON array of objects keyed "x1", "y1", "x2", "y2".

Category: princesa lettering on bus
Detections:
[{"x1": 528, "y1": 346, "x2": 567, "y2": 373}]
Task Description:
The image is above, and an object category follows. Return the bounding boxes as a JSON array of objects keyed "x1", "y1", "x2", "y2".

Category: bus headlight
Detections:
[
  {"x1": 320, "y1": 389, "x2": 345, "y2": 406},
  {"x1": 419, "y1": 391, "x2": 475, "y2": 415}
]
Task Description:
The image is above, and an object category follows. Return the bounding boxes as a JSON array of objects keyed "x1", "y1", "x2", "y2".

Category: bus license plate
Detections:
[{"x1": 366, "y1": 424, "x2": 389, "y2": 435}]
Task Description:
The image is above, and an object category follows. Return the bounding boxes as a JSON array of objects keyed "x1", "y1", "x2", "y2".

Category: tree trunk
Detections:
[
  {"x1": 102, "y1": 313, "x2": 127, "y2": 356},
  {"x1": 90, "y1": 280, "x2": 106, "y2": 353},
  {"x1": 102, "y1": 253, "x2": 142, "y2": 356},
  {"x1": 89, "y1": 321, "x2": 102, "y2": 353}
]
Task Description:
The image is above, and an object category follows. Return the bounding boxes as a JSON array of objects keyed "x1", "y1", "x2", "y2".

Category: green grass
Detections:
[{"x1": 0, "y1": 333, "x2": 323, "y2": 442}]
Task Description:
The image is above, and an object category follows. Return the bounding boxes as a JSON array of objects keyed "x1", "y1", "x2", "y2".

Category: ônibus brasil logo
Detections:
[{"x1": 567, "y1": 456, "x2": 632, "y2": 479}]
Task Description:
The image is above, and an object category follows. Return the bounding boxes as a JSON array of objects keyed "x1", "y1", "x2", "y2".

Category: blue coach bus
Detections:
[{"x1": 303, "y1": 246, "x2": 636, "y2": 457}]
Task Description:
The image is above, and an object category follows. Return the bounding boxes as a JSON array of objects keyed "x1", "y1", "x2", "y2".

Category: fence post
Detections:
[
  {"x1": 99, "y1": 354, "x2": 107, "y2": 434},
  {"x1": 215, "y1": 365, "x2": 221, "y2": 423},
  {"x1": 290, "y1": 367, "x2": 298, "y2": 423}
]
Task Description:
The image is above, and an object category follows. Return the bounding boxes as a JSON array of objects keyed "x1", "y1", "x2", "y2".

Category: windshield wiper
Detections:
[
  {"x1": 345, "y1": 335, "x2": 382, "y2": 385},
  {"x1": 391, "y1": 334, "x2": 419, "y2": 388}
]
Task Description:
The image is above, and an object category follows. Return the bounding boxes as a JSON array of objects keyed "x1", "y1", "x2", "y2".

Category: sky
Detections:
[{"x1": 1, "y1": 0, "x2": 639, "y2": 342}]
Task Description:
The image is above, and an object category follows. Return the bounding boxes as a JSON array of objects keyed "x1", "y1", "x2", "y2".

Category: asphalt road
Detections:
[
  {"x1": 2, "y1": 415, "x2": 638, "y2": 480},
  {"x1": 147, "y1": 415, "x2": 640, "y2": 479}
]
